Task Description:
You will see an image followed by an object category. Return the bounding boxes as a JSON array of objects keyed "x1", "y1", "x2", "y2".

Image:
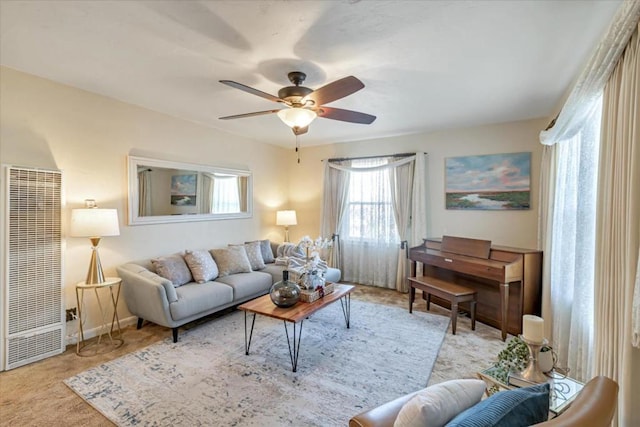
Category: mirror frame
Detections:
[{"x1": 127, "y1": 155, "x2": 252, "y2": 225}]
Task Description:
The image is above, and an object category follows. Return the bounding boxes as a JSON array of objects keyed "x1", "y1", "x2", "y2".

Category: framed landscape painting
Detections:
[
  {"x1": 445, "y1": 152, "x2": 531, "y2": 210},
  {"x1": 171, "y1": 174, "x2": 197, "y2": 206}
]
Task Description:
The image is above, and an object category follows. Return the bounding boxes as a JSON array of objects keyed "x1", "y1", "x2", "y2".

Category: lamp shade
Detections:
[
  {"x1": 277, "y1": 108, "x2": 317, "y2": 128},
  {"x1": 276, "y1": 210, "x2": 297, "y2": 226},
  {"x1": 70, "y1": 208, "x2": 120, "y2": 237}
]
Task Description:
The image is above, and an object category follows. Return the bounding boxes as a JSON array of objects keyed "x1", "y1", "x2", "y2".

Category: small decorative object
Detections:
[
  {"x1": 295, "y1": 236, "x2": 332, "y2": 291},
  {"x1": 269, "y1": 270, "x2": 300, "y2": 308},
  {"x1": 517, "y1": 335, "x2": 549, "y2": 383},
  {"x1": 522, "y1": 314, "x2": 544, "y2": 343},
  {"x1": 538, "y1": 345, "x2": 556, "y2": 373},
  {"x1": 300, "y1": 282, "x2": 335, "y2": 303}
]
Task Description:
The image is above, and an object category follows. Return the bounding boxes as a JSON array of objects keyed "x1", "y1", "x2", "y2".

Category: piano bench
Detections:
[{"x1": 408, "y1": 276, "x2": 477, "y2": 335}]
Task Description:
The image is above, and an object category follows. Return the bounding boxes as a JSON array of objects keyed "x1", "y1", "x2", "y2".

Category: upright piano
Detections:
[{"x1": 409, "y1": 236, "x2": 542, "y2": 340}]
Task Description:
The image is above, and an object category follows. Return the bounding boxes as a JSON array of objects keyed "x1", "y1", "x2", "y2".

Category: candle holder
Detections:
[{"x1": 518, "y1": 335, "x2": 549, "y2": 383}]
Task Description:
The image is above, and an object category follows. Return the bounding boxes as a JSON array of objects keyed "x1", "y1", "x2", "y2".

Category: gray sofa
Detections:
[{"x1": 116, "y1": 242, "x2": 341, "y2": 342}]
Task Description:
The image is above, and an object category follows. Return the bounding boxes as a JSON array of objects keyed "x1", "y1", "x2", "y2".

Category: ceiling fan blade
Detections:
[
  {"x1": 317, "y1": 107, "x2": 376, "y2": 124},
  {"x1": 219, "y1": 80, "x2": 283, "y2": 103},
  {"x1": 292, "y1": 126, "x2": 308, "y2": 136},
  {"x1": 303, "y1": 76, "x2": 364, "y2": 106},
  {"x1": 219, "y1": 109, "x2": 280, "y2": 120}
]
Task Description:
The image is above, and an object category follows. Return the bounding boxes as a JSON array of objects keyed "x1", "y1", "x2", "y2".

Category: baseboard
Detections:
[{"x1": 65, "y1": 315, "x2": 138, "y2": 346}]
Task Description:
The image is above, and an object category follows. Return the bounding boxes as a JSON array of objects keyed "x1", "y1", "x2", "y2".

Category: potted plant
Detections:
[{"x1": 492, "y1": 336, "x2": 530, "y2": 383}]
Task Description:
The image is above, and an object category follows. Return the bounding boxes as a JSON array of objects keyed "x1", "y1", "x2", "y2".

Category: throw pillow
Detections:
[
  {"x1": 184, "y1": 249, "x2": 219, "y2": 283},
  {"x1": 246, "y1": 239, "x2": 275, "y2": 264},
  {"x1": 210, "y1": 246, "x2": 252, "y2": 277},
  {"x1": 234, "y1": 241, "x2": 265, "y2": 270},
  {"x1": 445, "y1": 383, "x2": 550, "y2": 427},
  {"x1": 394, "y1": 379, "x2": 486, "y2": 427},
  {"x1": 151, "y1": 254, "x2": 192, "y2": 287}
]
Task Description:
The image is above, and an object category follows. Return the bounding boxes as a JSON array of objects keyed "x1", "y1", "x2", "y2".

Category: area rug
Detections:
[{"x1": 64, "y1": 300, "x2": 449, "y2": 427}]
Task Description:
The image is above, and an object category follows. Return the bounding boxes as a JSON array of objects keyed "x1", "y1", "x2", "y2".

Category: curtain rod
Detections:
[{"x1": 324, "y1": 152, "x2": 425, "y2": 163}]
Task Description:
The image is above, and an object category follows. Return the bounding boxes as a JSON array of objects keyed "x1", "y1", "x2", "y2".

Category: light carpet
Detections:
[{"x1": 64, "y1": 300, "x2": 449, "y2": 426}]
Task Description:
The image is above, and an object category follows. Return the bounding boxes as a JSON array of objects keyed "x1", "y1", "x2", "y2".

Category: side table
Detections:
[
  {"x1": 477, "y1": 365, "x2": 584, "y2": 416},
  {"x1": 75, "y1": 277, "x2": 124, "y2": 356}
]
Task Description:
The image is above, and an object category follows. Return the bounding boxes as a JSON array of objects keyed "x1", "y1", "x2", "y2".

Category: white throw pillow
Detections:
[
  {"x1": 184, "y1": 249, "x2": 219, "y2": 283},
  {"x1": 393, "y1": 379, "x2": 486, "y2": 427}
]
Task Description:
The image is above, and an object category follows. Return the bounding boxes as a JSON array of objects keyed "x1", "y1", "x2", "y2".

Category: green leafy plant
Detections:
[{"x1": 493, "y1": 336, "x2": 530, "y2": 383}]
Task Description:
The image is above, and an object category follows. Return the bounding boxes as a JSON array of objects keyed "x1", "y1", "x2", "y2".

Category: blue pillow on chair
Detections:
[{"x1": 445, "y1": 383, "x2": 550, "y2": 427}]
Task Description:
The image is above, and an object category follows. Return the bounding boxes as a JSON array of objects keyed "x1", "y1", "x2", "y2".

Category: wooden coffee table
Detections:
[{"x1": 238, "y1": 283, "x2": 354, "y2": 372}]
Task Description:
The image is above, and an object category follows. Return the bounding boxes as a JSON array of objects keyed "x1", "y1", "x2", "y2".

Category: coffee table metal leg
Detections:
[
  {"x1": 244, "y1": 312, "x2": 256, "y2": 355},
  {"x1": 340, "y1": 293, "x2": 351, "y2": 328},
  {"x1": 283, "y1": 320, "x2": 303, "y2": 372}
]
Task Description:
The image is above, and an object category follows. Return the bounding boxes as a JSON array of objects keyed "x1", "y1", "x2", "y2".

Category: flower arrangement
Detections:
[{"x1": 296, "y1": 236, "x2": 332, "y2": 290}]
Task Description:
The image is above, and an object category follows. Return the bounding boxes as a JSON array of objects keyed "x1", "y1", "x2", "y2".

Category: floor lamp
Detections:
[
  {"x1": 276, "y1": 210, "x2": 297, "y2": 243},
  {"x1": 70, "y1": 200, "x2": 120, "y2": 284}
]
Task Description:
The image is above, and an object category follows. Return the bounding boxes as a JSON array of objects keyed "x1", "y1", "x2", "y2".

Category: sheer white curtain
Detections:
[
  {"x1": 547, "y1": 100, "x2": 601, "y2": 381},
  {"x1": 212, "y1": 175, "x2": 240, "y2": 213},
  {"x1": 341, "y1": 158, "x2": 399, "y2": 288}
]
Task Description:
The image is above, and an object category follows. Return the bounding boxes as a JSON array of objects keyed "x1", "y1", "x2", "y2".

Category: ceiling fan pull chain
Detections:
[{"x1": 296, "y1": 134, "x2": 301, "y2": 163}]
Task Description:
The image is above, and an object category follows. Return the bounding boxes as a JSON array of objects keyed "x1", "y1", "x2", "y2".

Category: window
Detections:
[
  {"x1": 211, "y1": 175, "x2": 241, "y2": 213},
  {"x1": 341, "y1": 158, "x2": 399, "y2": 244}
]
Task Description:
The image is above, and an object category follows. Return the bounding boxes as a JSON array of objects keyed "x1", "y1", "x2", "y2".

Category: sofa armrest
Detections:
[
  {"x1": 349, "y1": 392, "x2": 417, "y2": 427},
  {"x1": 117, "y1": 264, "x2": 178, "y2": 327}
]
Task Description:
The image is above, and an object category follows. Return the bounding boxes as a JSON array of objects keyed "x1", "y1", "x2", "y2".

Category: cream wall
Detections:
[
  {"x1": 288, "y1": 118, "x2": 547, "y2": 250},
  {"x1": 0, "y1": 66, "x2": 545, "y2": 345},
  {"x1": 0, "y1": 67, "x2": 293, "y2": 339}
]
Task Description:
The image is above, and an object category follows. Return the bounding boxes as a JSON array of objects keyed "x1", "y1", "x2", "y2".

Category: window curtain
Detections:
[
  {"x1": 201, "y1": 173, "x2": 213, "y2": 214},
  {"x1": 389, "y1": 160, "x2": 414, "y2": 292},
  {"x1": 321, "y1": 154, "x2": 427, "y2": 290},
  {"x1": 342, "y1": 157, "x2": 398, "y2": 287},
  {"x1": 137, "y1": 169, "x2": 152, "y2": 217},
  {"x1": 546, "y1": 102, "x2": 602, "y2": 382},
  {"x1": 320, "y1": 160, "x2": 351, "y2": 272},
  {"x1": 538, "y1": 3, "x2": 640, "y2": 425},
  {"x1": 594, "y1": 22, "x2": 639, "y2": 427}
]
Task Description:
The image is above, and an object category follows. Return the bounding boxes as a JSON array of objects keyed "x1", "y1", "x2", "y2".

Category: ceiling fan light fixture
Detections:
[{"x1": 277, "y1": 108, "x2": 317, "y2": 129}]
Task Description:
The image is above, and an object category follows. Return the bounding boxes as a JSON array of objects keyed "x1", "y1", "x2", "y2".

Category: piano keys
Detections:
[{"x1": 409, "y1": 236, "x2": 542, "y2": 340}]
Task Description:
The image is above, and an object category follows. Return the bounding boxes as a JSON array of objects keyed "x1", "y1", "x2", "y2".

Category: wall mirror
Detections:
[{"x1": 127, "y1": 156, "x2": 252, "y2": 225}]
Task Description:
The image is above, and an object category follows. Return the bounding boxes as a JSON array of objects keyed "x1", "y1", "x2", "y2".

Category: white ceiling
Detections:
[{"x1": 0, "y1": 0, "x2": 621, "y2": 147}]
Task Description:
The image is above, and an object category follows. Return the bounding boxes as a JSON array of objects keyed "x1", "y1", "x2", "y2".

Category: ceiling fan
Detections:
[{"x1": 218, "y1": 71, "x2": 376, "y2": 135}]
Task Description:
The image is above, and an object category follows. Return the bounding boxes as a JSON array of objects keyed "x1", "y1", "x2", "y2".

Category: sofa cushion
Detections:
[
  {"x1": 246, "y1": 239, "x2": 275, "y2": 264},
  {"x1": 210, "y1": 246, "x2": 252, "y2": 277},
  {"x1": 445, "y1": 383, "x2": 550, "y2": 427},
  {"x1": 394, "y1": 379, "x2": 486, "y2": 427},
  {"x1": 169, "y1": 282, "x2": 234, "y2": 320},
  {"x1": 215, "y1": 271, "x2": 272, "y2": 300},
  {"x1": 234, "y1": 241, "x2": 266, "y2": 271},
  {"x1": 151, "y1": 254, "x2": 192, "y2": 287},
  {"x1": 184, "y1": 250, "x2": 219, "y2": 283}
]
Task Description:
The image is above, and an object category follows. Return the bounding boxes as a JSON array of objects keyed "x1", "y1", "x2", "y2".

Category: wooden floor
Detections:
[{"x1": 0, "y1": 284, "x2": 481, "y2": 426}]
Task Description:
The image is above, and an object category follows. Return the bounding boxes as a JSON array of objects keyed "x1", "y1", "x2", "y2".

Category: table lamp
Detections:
[
  {"x1": 70, "y1": 200, "x2": 120, "y2": 284},
  {"x1": 276, "y1": 210, "x2": 297, "y2": 242}
]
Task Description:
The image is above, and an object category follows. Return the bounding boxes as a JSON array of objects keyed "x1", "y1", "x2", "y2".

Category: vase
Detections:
[
  {"x1": 539, "y1": 348, "x2": 555, "y2": 373},
  {"x1": 270, "y1": 270, "x2": 301, "y2": 308}
]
